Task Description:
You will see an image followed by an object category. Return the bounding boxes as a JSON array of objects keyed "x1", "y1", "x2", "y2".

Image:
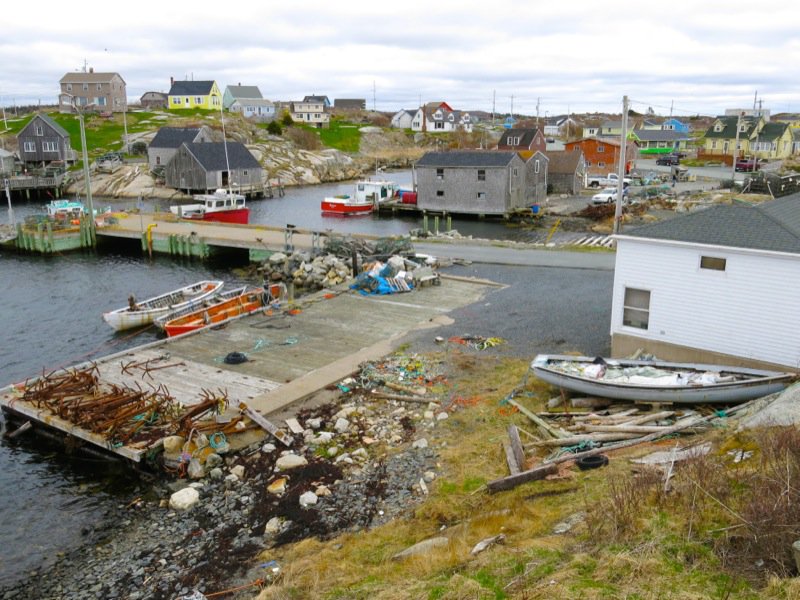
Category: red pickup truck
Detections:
[{"x1": 735, "y1": 157, "x2": 760, "y2": 172}]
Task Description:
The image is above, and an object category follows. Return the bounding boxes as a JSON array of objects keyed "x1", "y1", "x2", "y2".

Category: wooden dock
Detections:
[
  {"x1": 97, "y1": 213, "x2": 357, "y2": 260},
  {"x1": 0, "y1": 275, "x2": 499, "y2": 465}
]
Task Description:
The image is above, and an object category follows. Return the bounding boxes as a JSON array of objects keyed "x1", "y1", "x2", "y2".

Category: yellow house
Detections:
[
  {"x1": 167, "y1": 79, "x2": 222, "y2": 110},
  {"x1": 703, "y1": 115, "x2": 795, "y2": 160}
]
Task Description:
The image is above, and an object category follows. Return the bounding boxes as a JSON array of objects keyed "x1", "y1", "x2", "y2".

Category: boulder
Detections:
[
  {"x1": 162, "y1": 435, "x2": 185, "y2": 454},
  {"x1": 230, "y1": 465, "x2": 245, "y2": 479},
  {"x1": 267, "y1": 477, "x2": 288, "y2": 495},
  {"x1": 299, "y1": 491, "x2": 318, "y2": 508},
  {"x1": 187, "y1": 459, "x2": 205, "y2": 480},
  {"x1": 169, "y1": 487, "x2": 200, "y2": 511},
  {"x1": 412, "y1": 438, "x2": 429, "y2": 449},
  {"x1": 334, "y1": 417, "x2": 351, "y2": 433},
  {"x1": 392, "y1": 537, "x2": 449, "y2": 560},
  {"x1": 268, "y1": 252, "x2": 288, "y2": 265},
  {"x1": 275, "y1": 453, "x2": 308, "y2": 470}
]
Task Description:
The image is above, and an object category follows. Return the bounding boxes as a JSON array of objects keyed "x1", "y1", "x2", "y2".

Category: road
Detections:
[
  {"x1": 414, "y1": 242, "x2": 616, "y2": 269},
  {"x1": 635, "y1": 157, "x2": 778, "y2": 183}
]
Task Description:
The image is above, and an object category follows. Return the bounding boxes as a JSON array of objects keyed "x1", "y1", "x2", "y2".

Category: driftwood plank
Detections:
[
  {"x1": 240, "y1": 403, "x2": 293, "y2": 446},
  {"x1": 370, "y1": 390, "x2": 437, "y2": 404},
  {"x1": 532, "y1": 432, "x2": 642, "y2": 447},
  {"x1": 502, "y1": 441, "x2": 521, "y2": 475},
  {"x1": 507, "y1": 398, "x2": 568, "y2": 439},
  {"x1": 507, "y1": 425, "x2": 526, "y2": 471},
  {"x1": 487, "y1": 463, "x2": 559, "y2": 492}
]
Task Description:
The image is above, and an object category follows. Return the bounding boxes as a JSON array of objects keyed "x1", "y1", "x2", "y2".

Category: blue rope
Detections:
[{"x1": 209, "y1": 432, "x2": 227, "y2": 449}]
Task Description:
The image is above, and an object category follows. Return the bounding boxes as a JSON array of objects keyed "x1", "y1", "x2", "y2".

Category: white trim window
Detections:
[
  {"x1": 622, "y1": 287, "x2": 650, "y2": 330},
  {"x1": 42, "y1": 141, "x2": 58, "y2": 152},
  {"x1": 23, "y1": 141, "x2": 35, "y2": 152},
  {"x1": 534, "y1": 160, "x2": 540, "y2": 174},
  {"x1": 35, "y1": 125, "x2": 43, "y2": 136},
  {"x1": 194, "y1": 96, "x2": 202, "y2": 104}
]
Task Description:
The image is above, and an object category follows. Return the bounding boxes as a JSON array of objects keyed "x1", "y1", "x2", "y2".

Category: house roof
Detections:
[
  {"x1": 630, "y1": 129, "x2": 690, "y2": 142},
  {"x1": 60, "y1": 71, "x2": 124, "y2": 84},
  {"x1": 225, "y1": 85, "x2": 262, "y2": 100},
  {"x1": 619, "y1": 194, "x2": 800, "y2": 254},
  {"x1": 303, "y1": 95, "x2": 330, "y2": 104},
  {"x1": 20, "y1": 113, "x2": 70, "y2": 138},
  {"x1": 150, "y1": 127, "x2": 204, "y2": 149},
  {"x1": 545, "y1": 150, "x2": 584, "y2": 174},
  {"x1": 140, "y1": 91, "x2": 167, "y2": 99},
  {"x1": 601, "y1": 120, "x2": 622, "y2": 129},
  {"x1": 168, "y1": 80, "x2": 216, "y2": 96},
  {"x1": 703, "y1": 115, "x2": 758, "y2": 139},
  {"x1": 182, "y1": 142, "x2": 261, "y2": 171},
  {"x1": 416, "y1": 151, "x2": 517, "y2": 168},
  {"x1": 756, "y1": 121, "x2": 789, "y2": 142},
  {"x1": 498, "y1": 128, "x2": 541, "y2": 147}
]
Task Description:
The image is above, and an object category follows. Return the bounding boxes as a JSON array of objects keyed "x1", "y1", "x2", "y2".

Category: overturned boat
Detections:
[{"x1": 531, "y1": 354, "x2": 795, "y2": 404}]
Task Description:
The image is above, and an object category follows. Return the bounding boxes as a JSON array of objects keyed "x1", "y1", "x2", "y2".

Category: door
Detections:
[{"x1": 221, "y1": 171, "x2": 229, "y2": 187}]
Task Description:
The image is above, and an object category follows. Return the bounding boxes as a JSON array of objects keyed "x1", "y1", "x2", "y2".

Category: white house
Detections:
[
  {"x1": 611, "y1": 195, "x2": 800, "y2": 370},
  {"x1": 410, "y1": 102, "x2": 473, "y2": 133},
  {"x1": 291, "y1": 100, "x2": 330, "y2": 128},
  {"x1": 230, "y1": 98, "x2": 275, "y2": 121},
  {"x1": 391, "y1": 109, "x2": 416, "y2": 129}
]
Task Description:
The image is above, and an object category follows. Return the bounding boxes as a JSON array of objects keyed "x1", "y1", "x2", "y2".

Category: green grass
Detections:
[{"x1": 309, "y1": 117, "x2": 362, "y2": 153}]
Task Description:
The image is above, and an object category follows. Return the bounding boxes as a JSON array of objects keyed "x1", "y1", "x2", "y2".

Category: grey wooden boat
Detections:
[{"x1": 531, "y1": 354, "x2": 795, "y2": 404}]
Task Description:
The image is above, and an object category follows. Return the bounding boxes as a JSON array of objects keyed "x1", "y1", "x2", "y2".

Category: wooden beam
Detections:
[
  {"x1": 532, "y1": 432, "x2": 642, "y2": 446},
  {"x1": 502, "y1": 441, "x2": 521, "y2": 475},
  {"x1": 507, "y1": 425, "x2": 526, "y2": 471},
  {"x1": 239, "y1": 403, "x2": 293, "y2": 446},
  {"x1": 506, "y1": 398, "x2": 568, "y2": 439},
  {"x1": 487, "y1": 462, "x2": 559, "y2": 492}
]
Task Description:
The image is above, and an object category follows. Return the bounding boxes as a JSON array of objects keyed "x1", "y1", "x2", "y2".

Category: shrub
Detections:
[
  {"x1": 129, "y1": 141, "x2": 147, "y2": 155},
  {"x1": 266, "y1": 121, "x2": 282, "y2": 136},
  {"x1": 285, "y1": 127, "x2": 321, "y2": 151},
  {"x1": 281, "y1": 111, "x2": 294, "y2": 127}
]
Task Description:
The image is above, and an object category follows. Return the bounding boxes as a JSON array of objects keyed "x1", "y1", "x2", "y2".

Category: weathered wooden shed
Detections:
[
  {"x1": 165, "y1": 142, "x2": 263, "y2": 194},
  {"x1": 147, "y1": 126, "x2": 213, "y2": 171},
  {"x1": 545, "y1": 150, "x2": 586, "y2": 195},
  {"x1": 17, "y1": 114, "x2": 76, "y2": 166},
  {"x1": 415, "y1": 151, "x2": 526, "y2": 215},
  {"x1": 520, "y1": 150, "x2": 549, "y2": 205}
]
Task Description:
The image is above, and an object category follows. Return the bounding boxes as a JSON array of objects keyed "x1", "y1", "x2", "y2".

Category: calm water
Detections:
[{"x1": 0, "y1": 172, "x2": 536, "y2": 586}]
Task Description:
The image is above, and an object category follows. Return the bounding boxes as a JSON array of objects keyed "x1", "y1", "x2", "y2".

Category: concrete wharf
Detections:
[{"x1": 0, "y1": 275, "x2": 498, "y2": 464}]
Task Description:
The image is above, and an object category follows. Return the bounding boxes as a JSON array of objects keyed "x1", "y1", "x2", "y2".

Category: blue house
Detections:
[{"x1": 661, "y1": 118, "x2": 689, "y2": 134}]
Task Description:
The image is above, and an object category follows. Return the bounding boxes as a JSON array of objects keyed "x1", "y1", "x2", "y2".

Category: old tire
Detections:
[{"x1": 576, "y1": 455, "x2": 609, "y2": 470}]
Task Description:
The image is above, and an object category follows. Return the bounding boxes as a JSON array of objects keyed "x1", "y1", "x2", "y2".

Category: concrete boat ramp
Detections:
[{"x1": 0, "y1": 275, "x2": 498, "y2": 465}]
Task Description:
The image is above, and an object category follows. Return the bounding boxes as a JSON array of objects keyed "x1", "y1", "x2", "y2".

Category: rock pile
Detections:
[{"x1": 260, "y1": 250, "x2": 353, "y2": 293}]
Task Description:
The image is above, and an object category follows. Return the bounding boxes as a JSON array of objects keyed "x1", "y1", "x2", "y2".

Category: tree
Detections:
[
  {"x1": 281, "y1": 111, "x2": 294, "y2": 127},
  {"x1": 266, "y1": 120, "x2": 283, "y2": 136}
]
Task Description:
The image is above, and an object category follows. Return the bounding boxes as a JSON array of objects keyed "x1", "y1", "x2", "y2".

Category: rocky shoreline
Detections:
[{"x1": 0, "y1": 365, "x2": 445, "y2": 600}]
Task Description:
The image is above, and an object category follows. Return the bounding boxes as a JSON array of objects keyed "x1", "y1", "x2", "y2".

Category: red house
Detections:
[
  {"x1": 564, "y1": 137, "x2": 637, "y2": 176},
  {"x1": 496, "y1": 128, "x2": 546, "y2": 153}
]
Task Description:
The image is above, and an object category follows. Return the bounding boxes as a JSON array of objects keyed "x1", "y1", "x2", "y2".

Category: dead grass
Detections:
[{"x1": 251, "y1": 352, "x2": 800, "y2": 600}]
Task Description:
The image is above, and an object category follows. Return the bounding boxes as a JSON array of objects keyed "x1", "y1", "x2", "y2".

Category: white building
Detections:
[
  {"x1": 611, "y1": 195, "x2": 800, "y2": 370},
  {"x1": 410, "y1": 102, "x2": 473, "y2": 133},
  {"x1": 230, "y1": 98, "x2": 275, "y2": 121},
  {"x1": 390, "y1": 109, "x2": 416, "y2": 129}
]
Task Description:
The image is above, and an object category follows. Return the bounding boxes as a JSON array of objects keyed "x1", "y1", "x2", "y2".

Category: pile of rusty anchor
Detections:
[{"x1": 18, "y1": 365, "x2": 253, "y2": 451}]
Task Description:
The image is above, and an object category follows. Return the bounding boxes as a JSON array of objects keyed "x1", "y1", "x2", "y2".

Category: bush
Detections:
[
  {"x1": 129, "y1": 141, "x2": 147, "y2": 155},
  {"x1": 285, "y1": 127, "x2": 321, "y2": 151},
  {"x1": 266, "y1": 121, "x2": 282, "y2": 136},
  {"x1": 281, "y1": 111, "x2": 294, "y2": 127}
]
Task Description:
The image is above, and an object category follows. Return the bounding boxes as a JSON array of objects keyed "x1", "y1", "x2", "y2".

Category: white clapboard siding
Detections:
[{"x1": 612, "y1": 238, "x2": 800, "y2": 367}]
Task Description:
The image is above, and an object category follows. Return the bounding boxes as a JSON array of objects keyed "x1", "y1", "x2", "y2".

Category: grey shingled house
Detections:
[
  {"x1": 147, "y1": 126, "x2": 213, "y2": 171},
  {"x1": 17, "y1": 113, "x2": 76, "y2": 166},
  {"x1": 164, "y1": 142, "x2": 263, "y2": 194},
  {"x1": 415, "y1": 151, "x2": 527, "y2": 215}
]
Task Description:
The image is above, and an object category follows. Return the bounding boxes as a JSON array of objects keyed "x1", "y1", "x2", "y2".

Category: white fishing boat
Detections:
[
  {"x1": 102, "y1": 280, "x2": 224, "y2": 332},
  {"x1": 531, "y1": 354, "x2": 795, "y2": 404},
  {"x1": 170, "y1": 189, "x2": 250, "y2": 224}
]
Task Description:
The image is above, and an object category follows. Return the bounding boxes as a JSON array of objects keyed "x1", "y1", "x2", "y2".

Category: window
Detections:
[
  {"x1": 156, "y1": 156, "x2": 161, "y2": 165},
  {"x1": 23, "y1": 141, "x2": 35, "y2": 152},
  {"x1": 534, "y1": 160, "x2": 540, "y2": 174},
  {"x1": 35, "y1": 126, "x2": 43, "y2": 136},
  {"x1": 82, "y1": 83, "x2": 88, "y2": 91},
  {"x1": 184, "y1": 97, "x2": 190, "y2": 105},
  {"x1": 97, "y1": 83, "x2": 102, "y2": 90},
  {"x1": 436, "y1": 190, "x2": 444, "y2": 197},
  {"x1": 477, "y1": 192, "x2": 486, "y2": 200},
  {"x1": 513, "y1": 168, "x2": 518, "y2": 176},
  {"x1": 42, "y1": 142, "x2": 57, "y2": 152},
  {"x1": 622, "y1": 288, "x2": 650, "y2": 329},
  {"x1": 700, "y1": 256, "x2": 726, "y2": 271},
  {"x1": 194, "y1": 96, "x2": 202, "y2": 104},
  {"x1": 436, "y1": 169, "x2": 444, "y2": 180},
  {"x1": 172, "y1": 97, "x2": 181, "y2": 105},
  {"x1": 434, "y1": 122, "x2": 444, "y2": 129},
  {"x1": 477, "y1": 169, "x2": 485, "y2": 181},
  {"x1": 598, "y1": 161, "x2": 605, "y2": 168},
  {"x1": 66, "y1": 84, "x2": 72, "y2": 92},
  {"x1": 711, "y1": 140, "x2": 717, "y2": 150},
  {"x1": 597, "y1": 144, "x2": 605, "y2": 153}
]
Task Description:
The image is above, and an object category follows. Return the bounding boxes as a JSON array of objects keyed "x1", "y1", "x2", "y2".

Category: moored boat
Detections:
[
  {"x1": 170, "y1": 189, "x2": 250, "y2": 224},
  {"x1": 531, "y1": 354, "x2": 795, "y2": 404},
  {"x1": 102, "y1": 280, "x2": 224, "y2": 332},
  {"x1": 159, "y1": 285, "x2": 283, "y2": 337},
  {"x1": 321, "y1": 179, "x2": 399, "y2": 215}
]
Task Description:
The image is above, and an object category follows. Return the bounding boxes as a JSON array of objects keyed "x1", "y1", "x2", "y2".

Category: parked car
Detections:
[
  {"x1": 656, "y1": 154, "x2": 680, "y2": 166},
  {"x1": 586, "y1": 173, "x2": 633, "y2": 188},
  {"x1": 592, "y1": 186, "x2": 628, "y2": 204},
  {"x1": 735, "y1": 157, "x2": 760, "y2": 172}
]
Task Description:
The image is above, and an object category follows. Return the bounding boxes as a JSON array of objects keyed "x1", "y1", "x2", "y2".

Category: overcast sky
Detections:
[{"x1": 3, "y1": 0, "x2": 800, "y2": 117}]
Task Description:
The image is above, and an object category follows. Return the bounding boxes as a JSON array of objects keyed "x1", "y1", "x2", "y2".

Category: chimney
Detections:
[
  {"x1": 89, "y1": 67, "x2": 94, "y2": 73},
  {"x1": 170, "y1": 76, "x2": 174, "y2": 87}
]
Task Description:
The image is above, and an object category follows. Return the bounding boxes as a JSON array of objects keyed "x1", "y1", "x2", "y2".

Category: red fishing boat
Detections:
[
  {"x1": 170, "y1": 189, "x2": 250, "y2": 224},
  {"x1": 321, "y1": 180, "x2": 399, "y2": 215}
]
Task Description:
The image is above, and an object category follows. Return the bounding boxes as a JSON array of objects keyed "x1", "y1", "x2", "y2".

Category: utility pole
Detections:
[
  {"x1": 75, "y1": 102, "x2": 96, "y2": 240},
  {"x1": 669, "y1": 100, "x2": 673, "y2": 118},
  {"x1": 4, "y1": 177, "x2": 13, "y2": 227},
  {"x1": 510, "y1": 95, "x2": 514, "y2": 121},
  {"x1": 492, "y1": 90, "x2": 495, "y2": 126},
  {"x1": 731, "y1": 111, "x2": 744, "y2": 182},
  {"x1": 536, "y1": 97, "x2": 540, "y2": 126},
  {"x1": 372, "y1": 80, "x2": 376, "y2": 111},
  {"x1": 613, "y1": 95, "x2": 629, "y2": 236}
]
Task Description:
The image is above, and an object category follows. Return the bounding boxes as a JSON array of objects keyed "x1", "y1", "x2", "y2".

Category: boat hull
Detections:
[
  {"x1": 531, "y1": 354, "x2": 795, "y2": 404},
  {"x1": 321, "y1": 199, "x2": 372, "y2": 215},
  {"x1": 179, "y1": 208, "x2": 250, "y2": 224},
  {"x1": 163, "y1": 288, "x2": 266, "y2": 337},
  {"x1": 102, "y1": 280, "x2": 224, "y2": 332}
]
